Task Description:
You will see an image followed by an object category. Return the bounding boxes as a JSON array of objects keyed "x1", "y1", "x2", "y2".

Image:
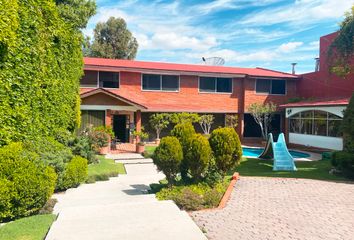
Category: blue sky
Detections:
[{"x1": 84, "y1": 0, "x2": 353, "y2": 74}]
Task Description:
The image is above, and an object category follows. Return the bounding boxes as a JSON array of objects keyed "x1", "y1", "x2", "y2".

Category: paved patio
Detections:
[
  {"x1": 191, "y1": 177, "x2": 354, "y2": 240},
  {"x1": 46, "y1": 154, "x2": 206, "y2": 240}
]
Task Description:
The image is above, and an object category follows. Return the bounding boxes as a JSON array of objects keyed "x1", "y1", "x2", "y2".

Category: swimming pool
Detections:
[{"x1": 242, "y1": 147, "x2": 310, "y2": 159}]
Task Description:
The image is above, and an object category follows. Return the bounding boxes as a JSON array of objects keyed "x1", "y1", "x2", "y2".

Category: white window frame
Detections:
[
  {"x1": 141, "y1": 73, "x2": 180, "y2": 92},
  {"x1": 198, "y1": 76, "x2": 233, "y2": 94},
  {"x1": 255, "y1": 78, "x2": 287, "y2": 96}
]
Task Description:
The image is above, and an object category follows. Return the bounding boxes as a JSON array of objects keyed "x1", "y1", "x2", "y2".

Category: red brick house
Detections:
[
  {"x1": 80, "y1": 32, "x2": 353, "y2": 150},
  {"x1": 80, "y1": 58, "x2": 298, "y2": 143}
]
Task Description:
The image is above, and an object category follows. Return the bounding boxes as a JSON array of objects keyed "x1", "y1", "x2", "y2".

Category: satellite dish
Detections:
[{"x1": 201, "y1": 57, "x2": 225, "y2": 66}]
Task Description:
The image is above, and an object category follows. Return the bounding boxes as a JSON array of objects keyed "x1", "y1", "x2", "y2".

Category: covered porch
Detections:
[{"x1": 80, "y1": 88, "x2": 147, "y2": 147}]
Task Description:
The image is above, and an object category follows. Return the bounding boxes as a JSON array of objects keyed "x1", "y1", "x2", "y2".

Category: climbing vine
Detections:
[{"x1": 0, "y1": 0, "x2": 95, "y2": 145}]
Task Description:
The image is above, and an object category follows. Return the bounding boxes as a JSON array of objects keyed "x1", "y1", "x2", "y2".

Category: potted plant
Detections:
[
  {"x1": 133, "y1": 130, "x2": 149, "y2": 153},
  {"x1": 91, "y1": 128, "x2": 111, "y2": 154}
]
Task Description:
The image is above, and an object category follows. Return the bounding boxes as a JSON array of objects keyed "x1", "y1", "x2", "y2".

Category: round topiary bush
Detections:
[
  {"x1": 152, "y1": 136, "x2": 183, "y2": 186},
  {"x1": 209, "y1": 127, "x2": 242, "y2": 175},
  {"x1": 185, "y1": 134, "x2": 212, "y2": 181},
  {"x1": 0, "y1": 143, "x2": 57, "y2": 222},
  {"x1": 57, "y1": 156, "x2": 88, "y2": 191}
]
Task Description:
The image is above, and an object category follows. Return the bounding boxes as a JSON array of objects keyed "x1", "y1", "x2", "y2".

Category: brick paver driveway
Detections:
[{"x1": 191, "y1": 177, "x2": 354, "y2": 240}]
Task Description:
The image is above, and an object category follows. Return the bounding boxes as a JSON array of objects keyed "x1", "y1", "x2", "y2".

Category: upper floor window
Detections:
[
  {"x1": 99, "y1": 71, "x2": 119, "y2": 88},
  {"x1": 256, "y1": 79, "x2": 286, "y2": 95},
  {"x1": 80, "y1": 70, "x2": 119, "y2": 88},
  {"x1": 142, "y1": 74, "x2": 179, "y2": 91},
  {"x1": 199, "y1": 77, "x2": 232, "y2": 93},
  {"x1": 80, "y1": 70, "x2": 97, "y2": 87}
]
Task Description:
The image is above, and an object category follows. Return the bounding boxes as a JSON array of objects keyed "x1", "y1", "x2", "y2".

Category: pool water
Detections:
[{"x1": 242, "y1": 147, "x2": 310, "y2": 159}]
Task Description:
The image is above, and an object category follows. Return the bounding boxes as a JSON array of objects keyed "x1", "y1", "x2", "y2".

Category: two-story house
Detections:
[
  {"x1": 80, "y1": 32, "x2": 354, "y2": 151},
  {"x1": 80, "y1": 58, "x2": 298, "y2": 144}
]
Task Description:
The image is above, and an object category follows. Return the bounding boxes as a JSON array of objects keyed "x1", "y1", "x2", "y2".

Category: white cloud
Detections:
[
  {"x1": 240, "y1": 0, "x2": 352, "y2": 26},
  {"x1": 277, "y1": 42, "x2": 303, "y2": 53}
]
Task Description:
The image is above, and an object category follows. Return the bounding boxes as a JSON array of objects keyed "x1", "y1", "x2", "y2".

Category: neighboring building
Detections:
[
  {"x1": 281, "y1": 32, "x2": 354, "y2": 150},
  {"x1": 80, "y1": 32, "x2": 353, "y2": 151}
]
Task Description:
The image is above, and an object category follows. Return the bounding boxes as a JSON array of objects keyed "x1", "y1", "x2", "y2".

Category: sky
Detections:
[{"x1": 84, "y1": 0, "x2": 354, "y2": 74}]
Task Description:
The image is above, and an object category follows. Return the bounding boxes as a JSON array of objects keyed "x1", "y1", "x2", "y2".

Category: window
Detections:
[
  {"x1": 289, "y1": 110, "x2": 342, "y2": 137},
  {"x1": 199, "y1": 77, "x2": 232, "y2": 93},
  {"x1": 80, "y1": 70, "x2": 98, "y2": 87},
  {"x1": 142, "y1": 74, "x2": 179, "y2": 91},
  {"x1": 99, "y1": 71, "x2": 119, "y2": 88},
  {"x1": 256, "y1": 79, "x2": 286, "y2": 95},
  {"x1": 80, "y1": 110, "x2": 105, "y2": 131}
]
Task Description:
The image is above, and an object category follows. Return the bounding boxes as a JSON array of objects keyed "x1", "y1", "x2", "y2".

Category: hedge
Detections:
[
  {"x1": 57, "y1": 156, "x2": 88, "y2": 190},
  {"x1": 0, "y1": 143, "x2": 57, "y2": 222},
  {"x1": 0, "y1": 0, "x2": 91, "y2": 145}
]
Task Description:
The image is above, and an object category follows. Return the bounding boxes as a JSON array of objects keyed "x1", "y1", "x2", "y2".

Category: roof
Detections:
[
  {"x1": 84, "y1": 57, "x2": 298, "y2": 79},
  {"x1": 80, "y1": 88, "x2": 147, "y2": 109},
  {"x1": 80, "y1": 88, "x2": 238, "y2": 113},
  {"x1": 279, "y1": 97, "x2": 350, "y2": 108}
]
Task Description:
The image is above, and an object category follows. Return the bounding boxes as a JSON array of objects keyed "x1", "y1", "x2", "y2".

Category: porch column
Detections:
[
  {"x1": 105, "y1": 109, "x2": 112, "y2": 127},
  {"x1": 237, "y1": 113, "x2": 244, "y2": 141},
  {"x1": 136, "y1": 110, "x2": 142, "y2": 142}
]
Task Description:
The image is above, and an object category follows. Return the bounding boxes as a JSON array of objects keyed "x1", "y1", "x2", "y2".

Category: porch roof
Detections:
[
  {"x1": 80, "y1": 88, "x2": 148, "y2": 110},
  {"x1": 279, "y1": 97, "x2": 350, "y2": 108}
]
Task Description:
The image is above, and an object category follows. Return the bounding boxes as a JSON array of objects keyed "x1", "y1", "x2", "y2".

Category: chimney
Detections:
[
  {"x1": 315, "y1": 57, "x2": 320, "y2": 72},
  {"x1": 291, "y1": 63, "x2": 297, "y2": 74}
]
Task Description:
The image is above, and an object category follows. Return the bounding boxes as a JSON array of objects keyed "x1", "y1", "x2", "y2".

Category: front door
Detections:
[{"x1": 113, "y1": 115, "x2": 128, "y2": 143}]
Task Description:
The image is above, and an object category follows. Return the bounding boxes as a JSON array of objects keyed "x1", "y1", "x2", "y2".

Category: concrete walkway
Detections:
[{"x1": 46, "y1": 154, "x2": 206, "y2": 240}]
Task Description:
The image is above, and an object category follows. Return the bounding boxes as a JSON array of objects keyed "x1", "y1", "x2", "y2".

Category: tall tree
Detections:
[
  {"x1": 88, "y1": 17, "x2": 138, "y2": 59},
  {"x1": 329, "y1": 6, "x2": 354, "y2": 77},
  {"x1": 0, "y1": 0, "x2": 96, "y2": 146}
]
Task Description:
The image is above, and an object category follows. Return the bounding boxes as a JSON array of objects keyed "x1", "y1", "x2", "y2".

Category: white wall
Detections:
[{"x1": 289, "y1": 133, "x2": 343, "y2": 150}]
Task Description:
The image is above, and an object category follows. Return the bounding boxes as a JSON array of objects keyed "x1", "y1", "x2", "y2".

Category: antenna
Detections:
[
  {"x1": 201, "y1": 57, "x2": 225, "y2": 66},
  {"x1": 291, "y1": 63, "x2": 297, "y2": 74}
]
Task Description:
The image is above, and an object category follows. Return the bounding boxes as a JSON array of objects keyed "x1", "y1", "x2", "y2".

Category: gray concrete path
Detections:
[
  {"x1": 46, "y1": 155, "x2": 206, "y2": 240},
  {"x1": 191, "y1": 177, "x2": 354, "y2": 240}
]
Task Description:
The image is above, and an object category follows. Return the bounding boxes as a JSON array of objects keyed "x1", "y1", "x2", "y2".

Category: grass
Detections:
[
  {"x1": 143, "y1": 146, "x2": 157, "y2": 158},
  {"x1": 0, "y1": 214, "x2": 56, "y2": 240},
  {"x1": 232, "y1": 157, "x2": 349, "y2": 181},
  {"x1": 87, "y1": 155, "x2": 126, "y2": 183}
]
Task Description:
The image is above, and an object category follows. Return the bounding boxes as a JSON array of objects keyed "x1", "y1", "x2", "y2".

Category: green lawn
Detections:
[
  {"x1": 87, "y1": 155, "x2": 126, "y2": 183},
  {"x1": 232, "y1": 157, "x2": 348, "y2": 181},
  {"x1": 0, "y1": 214, "x2": 56, "y2": 240},
  {"x1": 144, "y1": 146, "x2": 157, "y2": 158}
]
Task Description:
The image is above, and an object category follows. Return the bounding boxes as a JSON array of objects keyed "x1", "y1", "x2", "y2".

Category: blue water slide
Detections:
[{"x1": 258, "y1": 133, "x2": 297, "y2": 171}]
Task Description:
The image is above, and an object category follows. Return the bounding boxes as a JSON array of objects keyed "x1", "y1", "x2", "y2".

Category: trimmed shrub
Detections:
[
  {"x1": 57, "y1": 156, "x2": 88, "y2": 191},
  {"x1": 204, "y1": 158, "x2": 223, "y2": 187},
  {"x1": 0, "y1": 143, "x2": 57, "y2": 222},
  {"x1": 152, "y1": 137, "x2": 183, "y2": 186},
  {"x1": 155, "y1": 181, "x2": 228, "y2": 211},
  {"x1": 209, "y1": 127, "x2": 242, "y2": 174},
  {"x1": 70, "y1": 135, "x2": 97, "y2": 164},
  {"x1": 332, "y1": 151, "x2": 354, "y2": 179},
  {"x1": 171, "y1": 123, "x2": 196, "y2": 180},
  {"x1": 184, "y1": 134, "x2": 212, "y2": 181},
  {"x1": 24, "y1": 137, "x2": 73, "y2": 174}
]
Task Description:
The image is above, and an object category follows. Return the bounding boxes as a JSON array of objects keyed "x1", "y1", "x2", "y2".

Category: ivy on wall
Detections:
[{"x1": 0, "y1": 0, "x2": 95, "y2": 145}]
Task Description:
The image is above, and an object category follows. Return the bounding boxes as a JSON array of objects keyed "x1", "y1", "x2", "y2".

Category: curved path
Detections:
[
  {"x1": 191, "y1": 177, "x2": 354, "y2": 240},
  {"x1": 46, "y1": 154, "x2": 206, "y2": 240}
]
